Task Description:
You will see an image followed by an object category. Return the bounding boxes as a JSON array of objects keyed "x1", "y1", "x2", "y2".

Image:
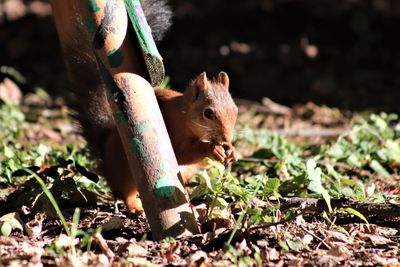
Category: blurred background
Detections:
[{"x1": 1, "y1": 0, "x2": 400, "y2": 112}]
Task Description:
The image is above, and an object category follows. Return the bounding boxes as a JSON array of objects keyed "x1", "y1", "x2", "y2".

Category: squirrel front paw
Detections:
[
  {"x1": 210, "y1": 145, "x2": 227, "y2": 163},
  {"x1": 222, "y1": 143, "x2": 238, "y2": 165},
  {"x1": 209, "y1": 143, "x2": 238, "y2": 165}
]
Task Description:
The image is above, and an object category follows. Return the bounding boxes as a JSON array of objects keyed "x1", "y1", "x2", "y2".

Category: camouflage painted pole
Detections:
[{"x1": 50, "y1": 0, "x2": 199, "y2": 239}]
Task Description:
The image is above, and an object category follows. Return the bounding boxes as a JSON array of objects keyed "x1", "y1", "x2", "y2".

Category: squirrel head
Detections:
[{"x1": 183, "y1": 72, "x2": 238, "y2": 145}]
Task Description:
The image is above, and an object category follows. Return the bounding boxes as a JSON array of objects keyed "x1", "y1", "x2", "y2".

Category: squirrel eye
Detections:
[{"x1": 203, "y1": 108, "x2": 214, "y2": 119}]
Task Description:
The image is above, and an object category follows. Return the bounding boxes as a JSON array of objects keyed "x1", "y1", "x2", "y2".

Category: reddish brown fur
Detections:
[{"x1": 103, "y1": 72, "x2": 238, "y2": 212}]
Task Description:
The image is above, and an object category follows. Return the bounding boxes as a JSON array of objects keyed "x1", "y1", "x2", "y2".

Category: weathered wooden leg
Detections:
[{"x1": 50, "y1": 0, "x2": 199, "y2": 240}]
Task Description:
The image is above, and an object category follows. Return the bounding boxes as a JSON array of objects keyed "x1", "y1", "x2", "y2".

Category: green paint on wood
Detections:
[
  {"x1": 159, "y1": 160, "x2": 168, "y2": 173},
  {"x1": 86, "y1": 0, "x2": 100, "y2": 12},
  {"x1": 111, "y1": 27, "x2": 123, "y2": 36},
  {"x1": 155, "y1": 177, "x2": 176, "y2": 197},
  {"x1": 84, "y1": 16, "x2": 97, "y2": 32},
  {"x1": 107, "y1": 49, "x2": 123, "y2": 68},
  {"x1": 136, "y1": 121, "x2": 149, "y2": 134},
  {"x1": 115, "y1": 110, "x2": 125, "y2": 124},
  {"x1": 155, "y1": 161, "x2": 176, "y2": 197},
  {"x1": 130, "y1": 138, "x2": 144, "y2": 156},
  {"x1": 124, "y1": 0, "x2": 165, "y2": 86}
]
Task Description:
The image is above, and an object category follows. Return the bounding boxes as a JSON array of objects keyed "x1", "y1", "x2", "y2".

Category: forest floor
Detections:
[
  {"x1": 1, "y1": 1, "x2": 400, "y2": 266},
  {"x1": 0, "y1": 80, "x2": 399, "y2": 266}
]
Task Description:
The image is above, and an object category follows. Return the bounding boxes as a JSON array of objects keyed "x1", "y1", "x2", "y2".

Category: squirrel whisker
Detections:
[{"x1": 193, "y1": 121, "x2": 213, "y2": 131}]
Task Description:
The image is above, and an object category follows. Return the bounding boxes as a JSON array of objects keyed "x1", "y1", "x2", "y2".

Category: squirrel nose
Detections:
[{"x1": 221, "y1": 129, "x2": 233, "y2": 143}]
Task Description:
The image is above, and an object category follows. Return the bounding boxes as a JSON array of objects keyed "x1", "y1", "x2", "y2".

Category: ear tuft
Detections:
[
  {"x1": 185, "y1": 72, "x2": 208, "y2": 102},
  {"x1": 217, "y1": 71, "x2": 229, "y2": 89},
  {"x1": 195, "y1": 72, "x2": 209, "y2": 90}
]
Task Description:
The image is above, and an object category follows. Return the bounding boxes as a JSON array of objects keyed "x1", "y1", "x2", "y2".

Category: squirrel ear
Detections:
[
  {"x1": 195, "y1": 72, "x2": 209, "y2": 91},
  {"x1": 194, "y1": 72, "x2": 209, "y2": 100},
  {"x1": 217, "y1": 71, "x2": 229, "y2": 90},
  {"x1": 185, "y1": 72, "x2": 209, "y2": 102}
]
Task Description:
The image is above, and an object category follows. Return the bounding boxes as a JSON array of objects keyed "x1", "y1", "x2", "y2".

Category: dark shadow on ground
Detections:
[{"x1": 1, "y1": 0, "x2": 399, "y2": 112}]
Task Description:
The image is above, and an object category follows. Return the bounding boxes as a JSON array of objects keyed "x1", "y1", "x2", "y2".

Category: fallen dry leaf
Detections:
[
  {"x1": 326, "y1": 245, "x2": 351, "y2": 260},
  {"x1": 0, "y1": 77, "x2": 22, "y2": 105},
  {"x1": 187, "y1": 251, "x2": 210, "y2": 267},
  {"x1": 25, "y1": 213, "x2": 44, "y2": 238},
  {"x1": 126, "y1": 241, "x2": 148, "y2": 257},
  {"x1": 265, "y1": 247, "x2": 280, "y2": 261},
  {"x1": 0, "y1": 236, "x2": 18, "y2": 246},
  {"x1": 301, "y1": 234, "x2": 313, "y2": 246},
  {"x1": 360, "y1": 233, "x2": 395, "y2": 246},
  {"x1": 371, "y1": 253, "x2": 399, "y2": 266},
  {"x1": 325, "y1": 230, "x2": 353, "y2": 245},
  {"x1": 316, "y1": 254, "x2": 344, "y2": 267},
  {"x1": 286, "y1": 258, "x2": 303, "y2": 267},
  {"x1": 201, "y1": 227, "x2": 228, "y2": 245}
]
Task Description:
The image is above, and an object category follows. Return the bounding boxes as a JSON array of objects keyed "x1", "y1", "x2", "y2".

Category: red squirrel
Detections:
[
  {"x1": 102, "y1": 72, "x2": 238, "y2": 212},
  {"x1": 57, "y1": 0, "x2": 238, "y2": 212}
]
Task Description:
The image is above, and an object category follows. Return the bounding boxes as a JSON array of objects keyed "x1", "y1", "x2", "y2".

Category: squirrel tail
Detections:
[
  {"x1": 141, "y1": 0, "x2": 172, "y2": 42},
  {"x1": 62, "y1": 0, "x2": 172, "y2": 169}
]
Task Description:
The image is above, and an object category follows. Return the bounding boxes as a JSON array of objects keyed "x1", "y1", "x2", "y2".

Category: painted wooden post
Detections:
[{"x1": 50, "y1": 0, "x2": 199, "y2": 239}]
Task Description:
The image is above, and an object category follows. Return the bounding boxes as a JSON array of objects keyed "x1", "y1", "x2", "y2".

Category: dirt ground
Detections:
[{"x1": 1, "y1": 1, "x2": 400, "y2": 266}]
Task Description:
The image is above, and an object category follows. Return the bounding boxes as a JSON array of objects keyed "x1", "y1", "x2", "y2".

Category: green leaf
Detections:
[
  {"x1": 215, "y1": 197, "x2": 229, "y2": 209},
  {"x1": 225, "y1": 183, "x2": 244, "y2": 197},
  {"x1": 328, "y1": 143, "x2": 346, "y2": 159},
  {"x1": 159, "y1": 75, "x2": 170, "y2": 89},
  {"x1": 205, "y1": 158, "x2": 225, "y2": 178},
  {"x1": 202, "y1": 170, "x2": 213, "y2": 192},
  {"x1": 286, "y1": 238, "x2": 303, "y2": 252},
  {"x1": 369, "y1": 160, "x2": 390, "y2": 178},
  {"x1": 7, "y1": 218, "x2": 23, "y2": 232},
  {"x1": 262, "y1": 178, "x2": 281, "y2": 198},
  {"x1": 341, "y1": 207, "x2": 369, "y2": 224},
  {"x1": 190, "y1": 183, "x2": 208, "y2": 200},
  {"x1": 0, "y1": 212, "x2": 23, "y2": 235},
  {"x1": 279, "y1": 240, "x2": 289, "y2": 253},
  {"x1": 322, "y1": 211, "x2": 333, "y2": 224},
  {"x1": 4, "y1": 145, "x2": 15, "y2": 158},
  {"x1": 306, "y1": 159, "x2": 332, "y2": 212},
  {"x1": 70, "y1": 208, "x2": 80, "y2": 239},
  {"x1": 37, "y1": 144, "x2": 50, "y2": 157},
  {"x1": 326, "y1": 164, "x2": 343, "y2": 180},
  {"x1": 366, "y1": 183, "x2": 376, "y2": 197},
  {"x1": 385, "y1": 140, "x2": 400, "y2": 163},
  {"x1": 0, "y1": 222, "x2": 12, "y2": 237},
  {"x1": 347, "y1": 154, "x2": 362, "y2": 168}
]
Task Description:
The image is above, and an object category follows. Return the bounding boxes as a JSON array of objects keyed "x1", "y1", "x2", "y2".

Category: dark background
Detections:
[{"x1": 1, "y1": 0, "x2": 400, "y2": 112}]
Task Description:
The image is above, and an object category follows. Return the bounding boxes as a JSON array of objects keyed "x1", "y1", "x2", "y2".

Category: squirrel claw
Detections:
[
  {"x1": 222, "y1": 143, "x2": 238, "y2": 166},
  {"x1": 210, "y1": 145, "x2": 226, "y2": 163}
]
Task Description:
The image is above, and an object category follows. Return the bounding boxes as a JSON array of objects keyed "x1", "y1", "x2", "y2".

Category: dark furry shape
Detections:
[
  {"x1": 59, "y1": 0, "x2": 172, "y2": 174},
  {"x1": 140, "y1": 0, "x2": 172, "y2": 42}
]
